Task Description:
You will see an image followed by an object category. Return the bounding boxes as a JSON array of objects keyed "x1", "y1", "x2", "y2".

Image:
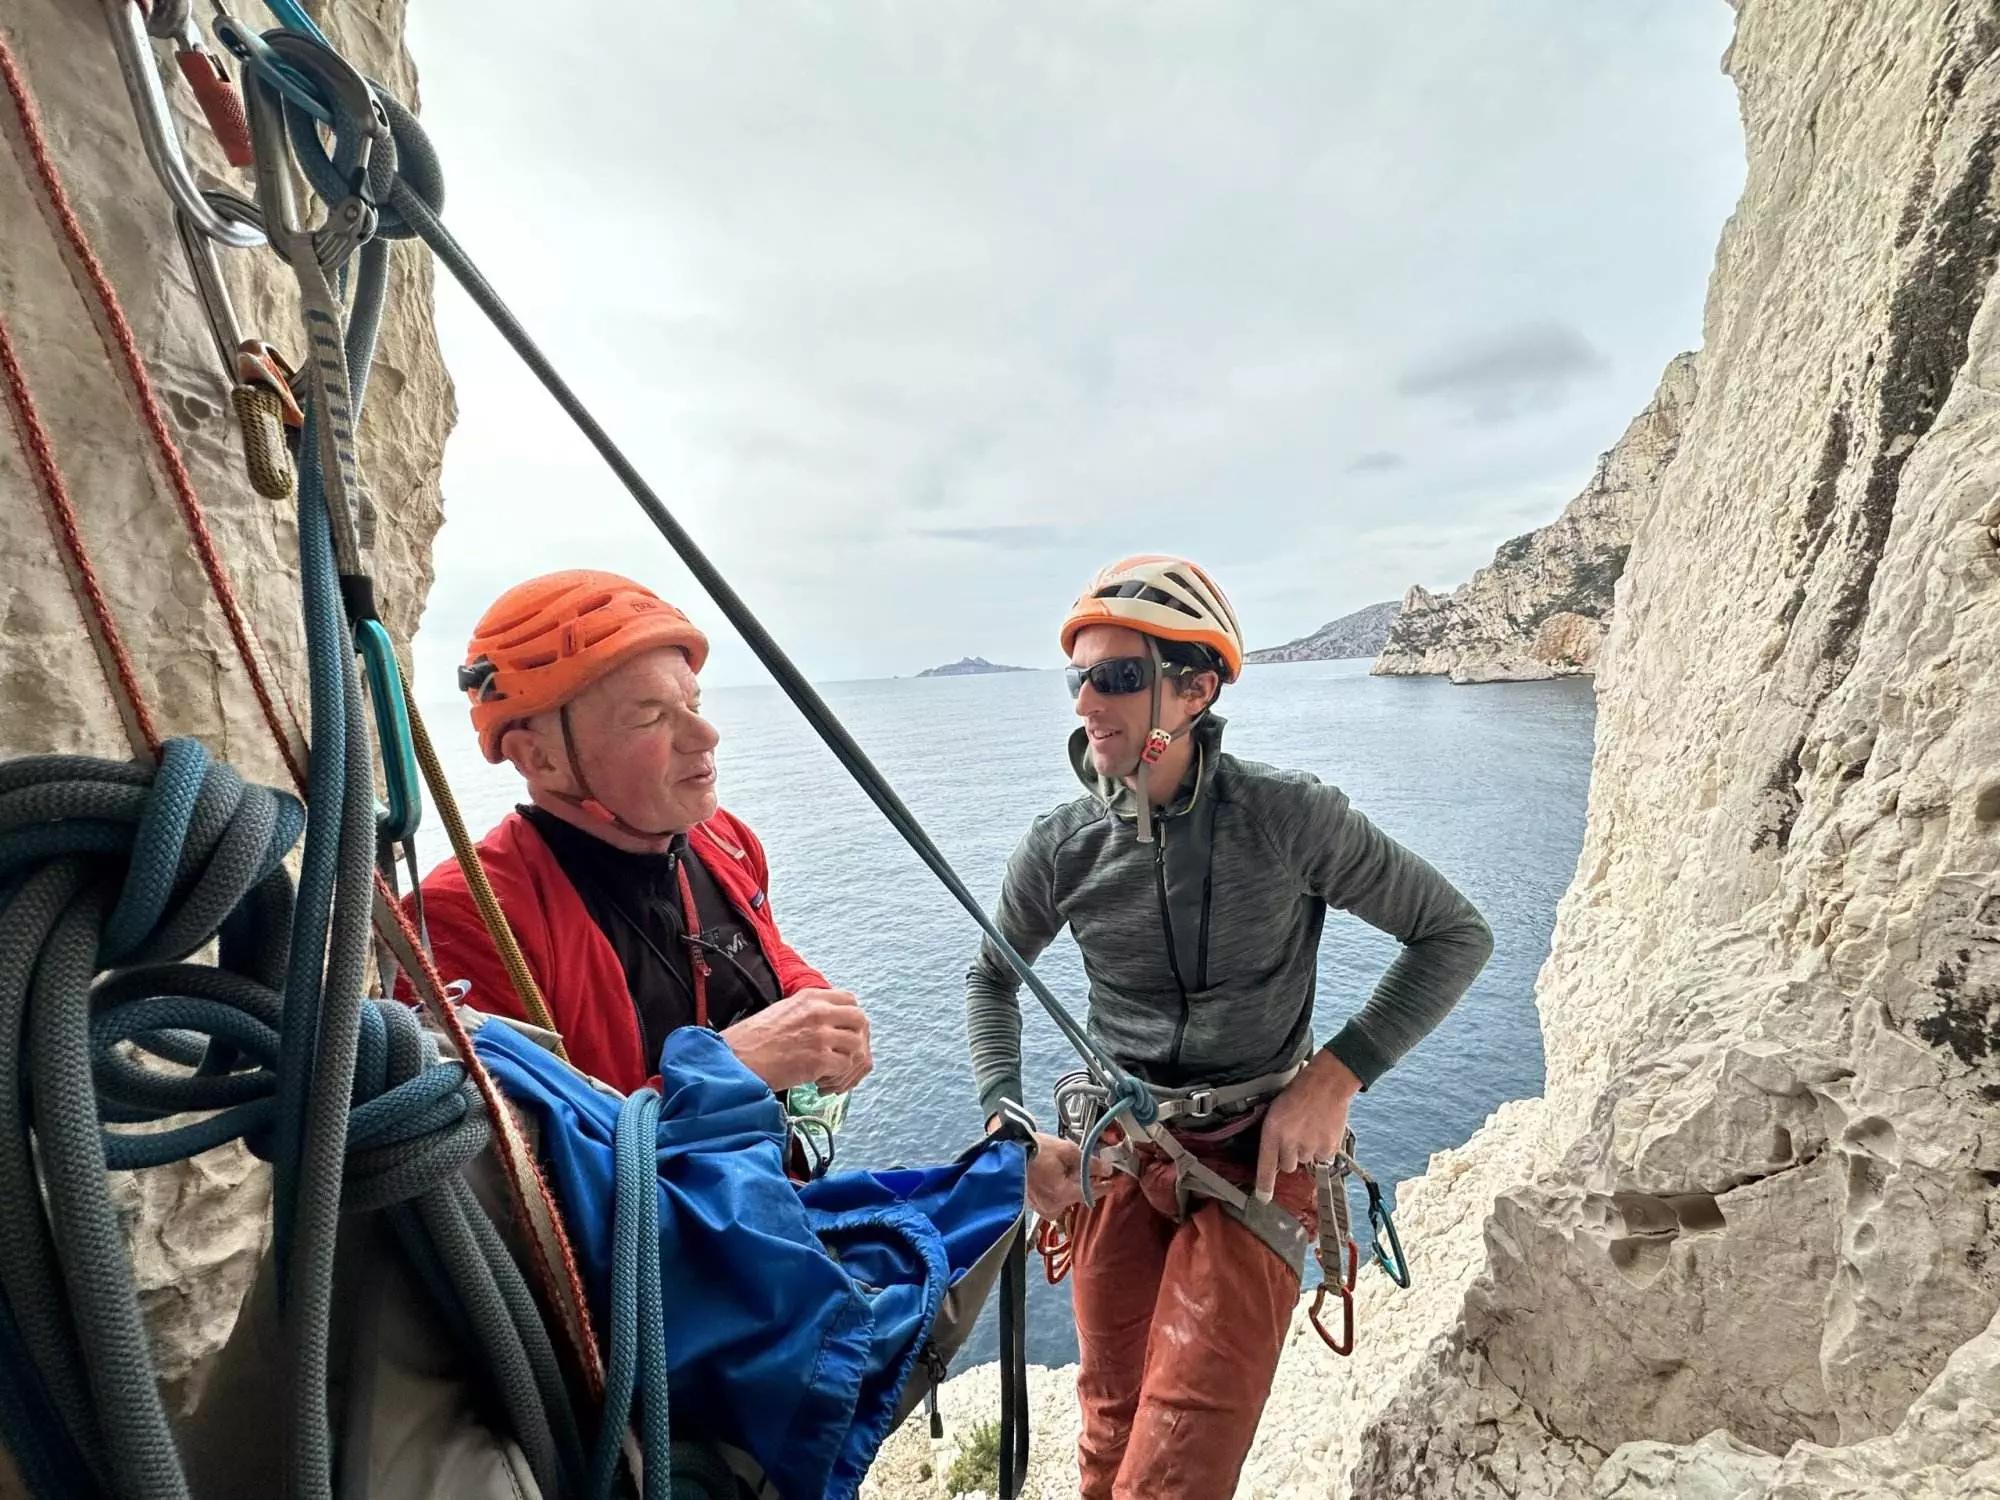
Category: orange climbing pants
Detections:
[{"x1": 1068, "y1": 1126, "x2": 1317, "y2": 1500}]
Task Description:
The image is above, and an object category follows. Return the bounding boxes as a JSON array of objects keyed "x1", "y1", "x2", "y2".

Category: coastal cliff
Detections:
[
  {"x1": 1245, "y1": 600, "x2": 1402, "y2": 665},
  {"x1": 1373, "y1": 353, "x2": 1698, "y2": 685}
]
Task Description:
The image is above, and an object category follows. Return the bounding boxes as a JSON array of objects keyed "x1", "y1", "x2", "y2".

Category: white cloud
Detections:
[{"x1": 405, "y1": 0, "x2": 1743, "y2": 688}]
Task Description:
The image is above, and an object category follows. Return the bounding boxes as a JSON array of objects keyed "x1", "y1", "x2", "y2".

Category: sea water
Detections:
[{"x1": 424, "y1": 659, "x2": 1596, "y2": 1364}]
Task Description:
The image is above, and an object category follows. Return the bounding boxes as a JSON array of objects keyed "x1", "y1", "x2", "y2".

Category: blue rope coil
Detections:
[{"x1": 0, "y1": 741, "x2": 572, "y2": 1500}]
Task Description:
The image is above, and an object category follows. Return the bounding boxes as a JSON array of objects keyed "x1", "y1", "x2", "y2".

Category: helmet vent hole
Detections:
[
  {"x1": 1163, "y1": 570, "x2": 1212, "y2": 609},
  {"x1": 1141, "y1": 582, "x2": 1200, "y2": 617}
]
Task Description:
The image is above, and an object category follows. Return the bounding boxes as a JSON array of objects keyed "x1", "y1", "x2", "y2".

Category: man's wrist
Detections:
[{"x1": 1308, "y1": 1048, "x2": 1363, "y2": 1099}]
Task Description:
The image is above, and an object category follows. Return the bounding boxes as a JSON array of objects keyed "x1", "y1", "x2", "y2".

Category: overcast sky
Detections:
[{"x1": 404, "y1": 2, "x2": 1744, "y2": 687}]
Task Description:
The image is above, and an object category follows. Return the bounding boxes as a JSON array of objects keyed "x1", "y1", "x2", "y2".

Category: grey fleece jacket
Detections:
[{"x1": 965, "y1": 713, "x2": 1493, "y2": 1119}]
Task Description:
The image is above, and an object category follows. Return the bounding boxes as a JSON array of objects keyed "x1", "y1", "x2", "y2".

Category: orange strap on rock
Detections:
[{"x1": 0, "y1": 305, "x2": 162, "y2": 760}]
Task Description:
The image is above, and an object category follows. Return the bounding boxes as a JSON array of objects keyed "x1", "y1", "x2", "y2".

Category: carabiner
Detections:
[
  {"x1": 1367, "y1": 1180, "x2": 1412, "y2": 1288},
  {"x1": 211, "y1": 9, "x2": 331, "y2": 126},
  {"x1": 162, "y1": 10, "x2": 254, "y2": 167},
  {"x1": 1077, "y1": 1094, "x2": 1133, "y2": 1208},
  {"x1": 1035, "y1": 1206, "x2": 1078, "y2": 1285},
  {"x1": 102, "y1": 0, "x2": 263, "y2": 247},
  {"x1": 1309, "y1": 1279, "x2": 1356, "y2": 1356},
  {"x1": 355, "y1": 618, "x2": 422, "y2": 843}
]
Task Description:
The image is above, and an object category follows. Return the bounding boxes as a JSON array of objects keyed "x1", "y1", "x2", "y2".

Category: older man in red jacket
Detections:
[{"x1": 414, "y1": 570, "x2": 871, "y2": 1097}]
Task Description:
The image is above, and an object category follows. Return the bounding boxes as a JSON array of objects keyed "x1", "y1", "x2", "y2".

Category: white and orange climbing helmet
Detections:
[{"x1": 1058, "y1": 554, "x2": 1245, "y2": 682}]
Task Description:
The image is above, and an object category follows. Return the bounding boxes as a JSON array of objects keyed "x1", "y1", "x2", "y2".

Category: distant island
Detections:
[
  {"x1": 1244, "y1": 600, "x2": 1402, "y2": 664},
  {"x1": 917, "y1": 657, "x2": 1031, "y2": 678}
]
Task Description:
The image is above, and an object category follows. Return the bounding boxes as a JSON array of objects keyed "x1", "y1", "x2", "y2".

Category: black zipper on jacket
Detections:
[
  {"x1": 1154, "y1": 819, "x2": 1193, "y2": 1070},
  {"x1": 1196, "y1": 860, "x2": 1214, "y2": 992}
]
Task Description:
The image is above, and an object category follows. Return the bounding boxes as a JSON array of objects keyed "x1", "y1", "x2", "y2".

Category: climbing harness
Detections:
[
  {"x1": 1047, "y1": 1068, "x2": 1411, "y2": 1356},
  {"x1": 1305, "y1": 1142, "x2": 1411, "y2": 1355}
]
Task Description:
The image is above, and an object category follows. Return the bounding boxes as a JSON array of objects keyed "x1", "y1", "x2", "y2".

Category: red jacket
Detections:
[{"x1": 407, "y1": 808, "x2": 830, "y2": 1091}]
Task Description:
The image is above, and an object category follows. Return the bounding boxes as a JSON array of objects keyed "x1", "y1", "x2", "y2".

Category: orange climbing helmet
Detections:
[
  {"x1": 1058, "y1": 554, "x2": 1245, "y2": 682},
  {"x1": 459, "y1": 570, "x2": 710, "y2": 762}
]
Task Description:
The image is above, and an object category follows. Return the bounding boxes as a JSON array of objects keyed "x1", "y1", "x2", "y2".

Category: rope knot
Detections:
[
  {"x1": 1111, "y1": 1073, "x2": 1158, "y2": 1129},
  {"x1": 0, "y1": 738, "x2": 304, "y2": 970}
]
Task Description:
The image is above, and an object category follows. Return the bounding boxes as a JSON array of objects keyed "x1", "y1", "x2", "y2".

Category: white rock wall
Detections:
[
  {"x1": 1, "y1": 0, "x2": 448, "y2": 1411},
  {"x1": 1353, "y1": 0, "x2": 2000, "y2": 1490}
]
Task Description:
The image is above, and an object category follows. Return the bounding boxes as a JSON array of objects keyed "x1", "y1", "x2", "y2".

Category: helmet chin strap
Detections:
[
  {"x1": 549, "y1": 704, "x2": 684, "y2": 842},
  {"x1": 1133, "y1": 638, "x2": 1178, "y2": 845}
]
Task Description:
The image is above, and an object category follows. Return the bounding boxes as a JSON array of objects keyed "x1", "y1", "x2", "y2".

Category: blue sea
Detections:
[{"x1": 423, "y1": 660, "x2": 1596, "y2": 1366}]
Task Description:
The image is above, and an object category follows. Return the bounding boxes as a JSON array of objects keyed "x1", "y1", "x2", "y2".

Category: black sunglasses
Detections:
[{"x1": 1066, "y1": 656, "x2": 1197, "y2": 698}]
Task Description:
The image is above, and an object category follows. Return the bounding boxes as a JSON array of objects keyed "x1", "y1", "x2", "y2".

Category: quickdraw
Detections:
[
  {"x1": 102, "y1": 1, "x2": 308, "y2": 502},
  {"x1": 1036, "y1": 1204, "x2": 1079, "y2": 1284},
  {"x1": 1306, "y1": 1139, "x2": 1412, "y2": 1355}
]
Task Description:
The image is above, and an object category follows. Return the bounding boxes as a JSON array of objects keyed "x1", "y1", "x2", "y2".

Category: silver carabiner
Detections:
[
  {"x1": 101, "y1": 0, "x2": 263, "y2": 249},
  {"x1": 173, "y1": 207, "x2": 243, "y2": 377},
  {"x1": 240, "y1": 27, "x2": 379, "y2": 271}
]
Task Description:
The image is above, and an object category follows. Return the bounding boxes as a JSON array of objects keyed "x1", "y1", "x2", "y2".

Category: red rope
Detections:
[
  {"x1": 0, "y1": 32, "x2": 306, "y2": 790},
  {"x1": 0, "y1": 306, "x2": 163, "y2": 757},
  {"x1": 0, "y1": 29, "x2": 604, "y2": 1389}
]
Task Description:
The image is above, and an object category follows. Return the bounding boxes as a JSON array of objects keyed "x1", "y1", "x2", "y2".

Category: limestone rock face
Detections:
[
  {"x1": 2, "y1": 0, "x2": 448, "y2": 1410},
  {"x1": 1350, "y1": 0, "x2": 2000, "y2": 1492},
  {"x1": 1596, "y1": 1299, "x2": 2000, "y2": 1499},
  {"x1": 1373, "y1": 352, "x2": 1698, "y2": 684}
]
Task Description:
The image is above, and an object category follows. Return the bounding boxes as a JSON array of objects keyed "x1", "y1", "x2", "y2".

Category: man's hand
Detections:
[
  {"x1": 722, "y1": 988, "x2": 873, "y2": 1094},
  {"x1": 986, "y1": 1122, "x2": 1115, "y2": 1219},
  {"x1": 1255, "y1": 1050, "x2": 1362, "y2": 1201},
  {"x1": 1026, "y1": 1134, "x2": 1086, "y2": 1218}
]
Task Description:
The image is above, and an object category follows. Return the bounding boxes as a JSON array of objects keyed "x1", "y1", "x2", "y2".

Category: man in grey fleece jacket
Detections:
[{"x1": 965, "y1": 553, "x2": 1491, "y2": 1500}]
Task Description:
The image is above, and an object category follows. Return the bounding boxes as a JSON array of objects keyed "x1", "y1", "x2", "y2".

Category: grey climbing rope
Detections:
[{"x1": 0, "y1": 743, "x2": 585, "y2": 1499}]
